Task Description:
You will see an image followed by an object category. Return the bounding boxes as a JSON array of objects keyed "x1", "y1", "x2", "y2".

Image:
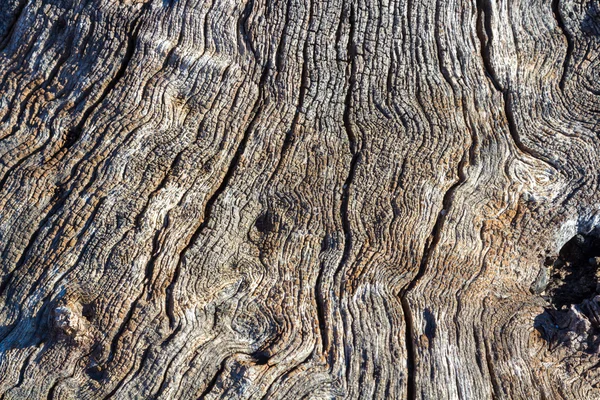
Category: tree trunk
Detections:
[{"x1": 0, "y1": 0, "x2": 599, "y2": 398}]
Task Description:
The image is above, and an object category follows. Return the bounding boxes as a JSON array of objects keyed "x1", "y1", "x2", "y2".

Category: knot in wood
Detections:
[{"x1": 50, "y1": 303, "x2": 88, "y2": 342}]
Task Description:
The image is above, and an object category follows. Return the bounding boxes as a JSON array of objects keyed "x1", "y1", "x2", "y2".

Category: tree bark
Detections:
[{"x1": 0, "y1": 0, "x2": 599, "y2": 398}]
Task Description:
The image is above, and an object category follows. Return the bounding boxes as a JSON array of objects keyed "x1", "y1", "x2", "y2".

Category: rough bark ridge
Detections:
[{"x1": 0, "y1": 0, "x2": 599, "y2": 398}]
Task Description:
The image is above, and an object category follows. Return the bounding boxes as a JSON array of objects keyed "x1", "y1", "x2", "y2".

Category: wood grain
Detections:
[{"x1": 0, "y1": 0, "x2": 599, "y2": 398}]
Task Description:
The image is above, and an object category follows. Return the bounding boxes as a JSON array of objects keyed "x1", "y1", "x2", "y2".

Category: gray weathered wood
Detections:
[{"x1": 0, "y1": 0, "x2": 599, "y2": 398}]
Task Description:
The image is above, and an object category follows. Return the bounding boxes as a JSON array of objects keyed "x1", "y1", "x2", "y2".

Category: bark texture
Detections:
[{"x1": 0, "y1": 0, "x2": 599, "y2": 398}]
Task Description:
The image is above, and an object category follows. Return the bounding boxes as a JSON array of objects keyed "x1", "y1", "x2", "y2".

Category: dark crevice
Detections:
[
  {"x1": 106, "y1": 295, "x2": 143, "y2": 367},
  {"x1": 48, "y1": 347, "x2": 98, "y2": 398},
  {"x1": 545, "y1": 233, "x2": 600, "y2": 308},
  {"x1": 333, "y1": 4, "x2": 359, "y2": 284},
  {"x1": 133, "y1": 149, "x2": 186, "y2": 303},
  {"x1": 433, "y1": 1, "x2": 455, "y2": 90},
  {"x1": 403, "y1": 150, "x2": 469, "y2": 296},
  {"x1": 267, "y1": 0, "x2": 313, "y2": 187},
  {"x1": 398, "y1": 145, "x2": 471, "y2": 399},
  {"x1": 152, "y1": 345, "x2": 185, "y2": 399},
  {"x1": 63, "y1": 4, "x2": 148, "y2": 149},
  {"x1": 502, "y1": 91, "x2": 558, "y2": 170},
  {"x1": 471, "y1": 330, "x2": 486, "y2": 381},
  {"x1": 46, "y1": 379, "x2": 59, "y2": 400},
  {"x1": 197, "y1": 359, "x2": 227, "y2": 399},
  {"x1": 333, "y1": 3, "x2": 359, "y2": 388},
  {"x1": 260, "y1": 350, "x2": 313, "y2": 400},
  {"x1": 250, "y1": 350, "x2": 270, "y2": 365},
  {"x1": 134, "y1": 149, "x2": 185, "y2": 229},
  {"x1": 474, "y1": 0, "x2": 560, "y2": 170},
  {"x1": 475, "y1": 0, "x2": 503, "y2": 92},
  {"x1": 315, "y1": 257, "x2": 329, "y2": 354},
  {"x1": 164, "y1": 259, "x2": 179, "y2": 328},
  {"x1": 551, "y1": 0, "x2": 574, "y2": 90},
  {"x1": 276, "y1": 3, "x2": 312, "y2": 164},
  {"x1": 274, "y1": 0, "x2": 293, "y2": 74},
  {"x1": 423, "y1": 308, "x2": 436, "y2": 340},
  {"x1": 535, "y1": 232, "x2": 600, "y2": 355},
  {"x1": 237, "y1": 0, "x2": 257, "y2": 59},
  {"x1": 116, "y1": 345, "x2": 151, "y2": 388},
  {"x1": 101, "y1": 346, "x2": 144, "y2": 400},
  {"x1": 78, "y1": 17, "x2": 96, "y2": 60},
  {"x1": 201, "y1": 0, "x2": 217, "y2": 61},
  {"x1": 334, "y1": 3, "x2": 347, "y2": 51},
  {"x1": 165, "y1": 64, "x2": 269, "y2": 328},
  {"x1": 143, "y1": 217, "x2": 166, "y2": 300},
  {"x1": 400, "y1": 297, "x2": 416, "y2": 400},
  {"x1": 160, "y1": 322, "x2": 182, "y2": 347}
]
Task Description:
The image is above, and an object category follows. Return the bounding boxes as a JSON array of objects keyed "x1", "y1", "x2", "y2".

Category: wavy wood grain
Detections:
[{"x1": 0, "y1": 0, "x2": 599, "y2": 398}]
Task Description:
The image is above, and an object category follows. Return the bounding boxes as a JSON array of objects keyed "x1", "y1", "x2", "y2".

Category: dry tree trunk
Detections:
[{"x1": 0, "y1": 0, "x2": 599, "y2": 397}]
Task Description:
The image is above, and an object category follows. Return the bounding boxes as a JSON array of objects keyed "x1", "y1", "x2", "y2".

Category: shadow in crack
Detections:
[
  {"x1": 534, "y1": 232, "x2": 600, "y2": 353},
  {"x1": 545, "y1": 233, "x2": 600, "y2": 308}
]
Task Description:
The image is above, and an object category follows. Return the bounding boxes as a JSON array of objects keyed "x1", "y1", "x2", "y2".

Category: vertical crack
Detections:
[
  {"x1": 319, "y1": 2, "x2": 360, "y2": 388},
  {"x1": 339, "y1": 3, "x2": 360, "y2": 388},
  {"x1": 334, "y1": 3, "x2": 359, "y2": 283},
  {"x1": 475, "y1": 0, "x2": 503, "y2": 91},
  {"x1": 400, "y1": 297, "x2": 417, "y2": 400},
  {"x1": 551, "y1": 0, "x2": 573, "y2": 90},
  {"x1": 403, "y1": 151, "x2": 469, "y2": 295},
  {"x1": 315, "y1": 258, "x2": 329, "y2": 354},
  {"x1": 269, "y1": 0, "x2": 313, "y2": 180},
  {"x1": 399, "y1": 149, "x2": 469, "y2": 400},
  {"x1": 475, "y1": 0, "x2": 559, "y2": 170},
  {"x1": 132, "y1": 149, "x2": 187, "y2": 303}
]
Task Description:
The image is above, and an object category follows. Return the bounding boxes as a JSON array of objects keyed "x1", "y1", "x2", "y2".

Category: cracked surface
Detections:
[{"x1": 0, "y1": 0, "x2": 599, "y2": 398}]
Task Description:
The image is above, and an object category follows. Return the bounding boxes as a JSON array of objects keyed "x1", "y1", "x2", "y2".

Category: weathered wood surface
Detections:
[{"x1": 0, "y1": 0, "x2": 599, "y2": 397}]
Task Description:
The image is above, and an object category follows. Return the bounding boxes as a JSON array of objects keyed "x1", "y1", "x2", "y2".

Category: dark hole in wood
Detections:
[
  {"x1": 534, "y1": 232, "x2": 600, "y2": 353},
  {"x1": 82, "y1": 303, "x2": 95, "y2": 322},
  {"x1": 86, "y1": 364, "x2": 105, "y2": 381},
  {"x1": 545, "y1": 233, "x2": 600, "y2": 309},
  {"x1": 423, "y1": 308, "x2": 437, "y2": 340},
  {"x1": 254, "y1": 211, "x2": 277, "y2": 233},
  {"x1": 250, "y1": 350, "x2": 270, "y2": 365}
]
